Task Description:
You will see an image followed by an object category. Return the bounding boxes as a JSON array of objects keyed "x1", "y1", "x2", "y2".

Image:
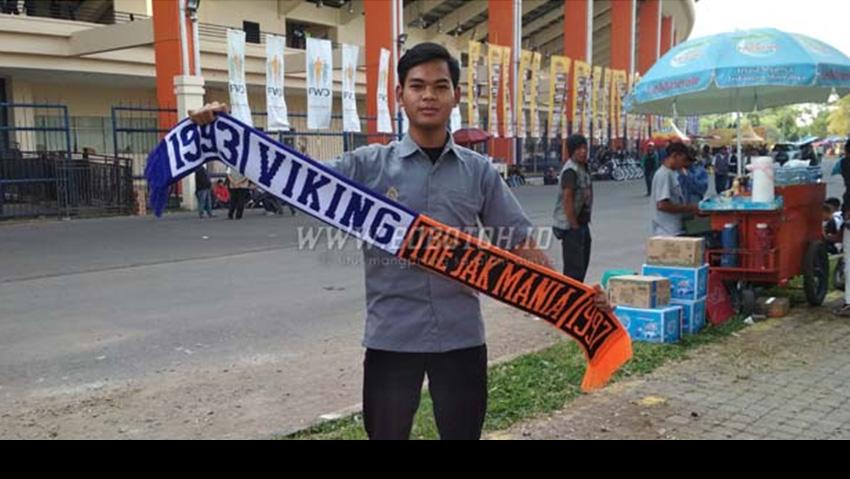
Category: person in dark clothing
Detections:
[
  {"x1": 194, "y1": 166, "x2": 214, "y2": 218},
  {"x1": 553, "y1": 134, "x2": 593, "y2": 282},
  {"x1": 642, "y1": 142, "x2": 659, "y2": 196}
]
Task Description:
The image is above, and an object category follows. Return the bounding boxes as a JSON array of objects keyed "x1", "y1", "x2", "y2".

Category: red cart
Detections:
[{"x1": 701, "y1": 183, "x2": 828, "y2": 315}]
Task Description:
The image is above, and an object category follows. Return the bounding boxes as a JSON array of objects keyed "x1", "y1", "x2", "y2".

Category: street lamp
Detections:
[{"x1": 186, "y1": 0, "x2": 201, "y2": 14}]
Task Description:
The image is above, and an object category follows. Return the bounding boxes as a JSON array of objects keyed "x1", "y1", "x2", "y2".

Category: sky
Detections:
[{"x1": 690, "y1": 0, "x2": 850, "y2": 57}]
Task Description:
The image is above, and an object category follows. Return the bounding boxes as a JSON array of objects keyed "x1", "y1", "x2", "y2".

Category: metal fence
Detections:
[{"x1": 0, "y1": 102, "x2": 134, "y2": 220}]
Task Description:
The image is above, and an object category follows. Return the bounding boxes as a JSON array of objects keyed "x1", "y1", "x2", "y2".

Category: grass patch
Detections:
[{"x1": 283, "y1": 317, "x2": 746, "y2": 440}]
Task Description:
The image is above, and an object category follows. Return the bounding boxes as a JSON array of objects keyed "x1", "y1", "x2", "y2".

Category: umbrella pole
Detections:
[{"x1": 736, "y1": 111, "x2": 743, "y2": 177}]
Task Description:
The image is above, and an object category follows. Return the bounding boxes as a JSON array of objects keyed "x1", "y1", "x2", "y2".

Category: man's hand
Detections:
[
  {"x1": 592, "y1": 284, "x2": 612, "y2": 313},
  {"x1": 189, "y1": 102, "x2": 228, "y2": 126}
]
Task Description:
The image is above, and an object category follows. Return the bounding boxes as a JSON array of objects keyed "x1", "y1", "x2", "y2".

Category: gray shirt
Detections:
[
  {"x1": 651, "y1": 164, "x2": 686, "y2": 236},
  {"x1": 330, "y1": 133, "x2": 534, "y2": 353},
  {"x1": 553, "y1": 159, "x2": 592, "y2": 230}
]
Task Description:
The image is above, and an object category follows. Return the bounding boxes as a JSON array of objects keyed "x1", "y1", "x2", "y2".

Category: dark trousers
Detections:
[
  {"x1": 644, "y1": 168, "x2": 654, "y2": 196},
  {"x1": 715, "y1": 174, "x2": 729, "y2": 194},
  {"x1": 363, "y1": 345, "x2": 488, "y2": 440},
  {"x1": 561, "y1": 224, "x2": 592, "y2": 283},
  {"x1": 228, "y1": 188, "x2": 249, "y2": 219}
]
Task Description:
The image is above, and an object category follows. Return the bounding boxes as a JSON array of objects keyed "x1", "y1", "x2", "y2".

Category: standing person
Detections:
[
  {"x1": 836, "y1": 139, "x2": 850, "y2": 316},
  {"x1": 651, "y1": 142, "x2": 700, "y2": 236},
  {"x1": 189, "y1": 43, "x2": 612, "y2": 441},
  {"x1": 642, "y1": 142, "x2": 659, "y2": 196},
  {"x1": 679, "y1": 148, "x2": 709, "y2": 205},
  {"x1": 227, "y1": 168, "x2": 251, "y2": 220},
  {"x1": 714, "y1": 146, "x2": 731, "y2": 193},
  {"x1": 194, "y1": 165, "x2": 214, "y2": 218},
  {"x1": 553, "y1": 134, "x2": 593, "y2": 282}
]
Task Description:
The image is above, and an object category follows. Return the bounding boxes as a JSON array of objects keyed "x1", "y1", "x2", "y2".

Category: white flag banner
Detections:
[
  {"x1": 341, "y1": 43, "x2": 361, "y2": 133},
  {"x1": 450, "y1": 106, "x2": 462, "y2": 133},
  {"x1": 401, "y1": 108, "x2": 409, "y2": 135},
  {"x1": 227, "y1": 29, "x2": 253, "y2": 126},
  {"x1": 265, "y1": 35, "x2": 289, "y2": 132},
  {"x1": 306, "y1": 38, "x2": 333, "y2": 130},
  {"x1": 377, "y1": 48, "x2": 394, "y2": 134}
]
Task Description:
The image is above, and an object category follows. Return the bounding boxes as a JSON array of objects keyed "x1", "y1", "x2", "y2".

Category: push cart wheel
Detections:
[
  {"x1": 834, "y1": 258, "x2": 845, "y2": 292},
  {"x1": 741, "y1": 288, "x2": 757, "y2": 316},
  {"x1": 803, "y1": 241, "x2": 829, "y2": 306}
]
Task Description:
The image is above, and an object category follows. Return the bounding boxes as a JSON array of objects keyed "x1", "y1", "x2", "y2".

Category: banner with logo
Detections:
[
  {"x1": 516, "y1": 50, "x2": 531, "y2": 139},
  {"x1": 265, "y1": 34, "x2": 289, "y2": 132},
  {"x1": 450, "y1": 106, "x2": 462, "y2": 133},
  {"x1": 572, "y1": 60, "x2": 592, "y2": 138},
  {"x1": 227, "y1": 29, "x2": 252, "y2": 126},
  {"x1": 530, "y1": 51, "x2": 542, "y2": 139},
  {"x1": 340, "y1": 43, "x2": 361, "y2": 133},
  {"x1": 488, "y1": 44, "x2": 502, "y2": 137},
  {"x1": 377, "y1": 48, "x2": 394, "y2": 133},
  {"x1": 548, "y1": 56, "x2": 570, "y2": 139},
  {"x1": 501, "y1": 46, "x2": 514, "y2": 138},
  {"x1": 467, "y1": 41, "x2": 483, "y2": 128},
  {"x1": 306, "y1": 37, "x2": 333, "y2": 130}
]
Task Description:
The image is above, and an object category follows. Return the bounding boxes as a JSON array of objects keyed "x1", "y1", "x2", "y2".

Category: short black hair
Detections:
[
  {"x1": 666, "y1": 141, "x2": 689, "y2": 156},
  {"x1": 826, "y1": 197, "x2": 842, "y2": 210},
  {"x1": 566, "y1": 134, "x2": 588, "y2": 157},
  {"x1": 397, "y1": 42, "x2": 461, "y2": 88}
]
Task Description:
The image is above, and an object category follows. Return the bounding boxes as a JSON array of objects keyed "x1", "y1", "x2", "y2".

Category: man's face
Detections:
[
  {"x1": 396, "y1": 59, "x2": 459, "y2": 131},
  {"x1": 573, "y1": 144, "x2": 588, "y2": 163},
  {"x1": 670, "y1": 152, "x2": 687, "y2": 169}
]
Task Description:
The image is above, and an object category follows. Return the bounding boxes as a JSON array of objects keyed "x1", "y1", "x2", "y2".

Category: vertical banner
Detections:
[
  {"x1": 592, "y1": 66, "x2": 603, "y2": 144},
  {"x1": 530, "y1": 51, "x2": 541, "y2": 139},
  {"x1": 227, "y1": 29, "x2": 253, "y2": 127},
  {"x1": 341, "y1": 43, "x2": 361, "y2": 133},
  {"x1": 517, "y1": 50, "x2": 531, "y2": 139},
  {"x1": 265, "y1": 34, "x2": 289, "y2": 132},
  {"x1": 548, "y1": 56, "x2": 570, "y2": 139},
  {"x1": 306, "y1": 37, "x2": 333, "y2": 130},
  {"x1": 626, "y1": 72, "x2": 639, "y2": 140},
  {"x1": 612, "y1": 70, "x2": 627, "y2": 140},
  {"x1": 377, "y1": 48, "x2": 394, "y2": 133},
  {"x1": 467, "y1": 41, "x2": 482, "y2": 128},
  {"x1": 488, "y1": 44, "x2": 502, "y2": 138},
  {"x1": 572, "y1": 60, "x2": 592, "y2": 138},
  {"x1": 502, "y1": 46, "x2": 513, "y2": 138}
]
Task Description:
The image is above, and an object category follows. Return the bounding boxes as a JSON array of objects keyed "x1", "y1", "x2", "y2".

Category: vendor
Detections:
[{"x1": 651, "y1": 142, "x2": 700, "y2": 236}]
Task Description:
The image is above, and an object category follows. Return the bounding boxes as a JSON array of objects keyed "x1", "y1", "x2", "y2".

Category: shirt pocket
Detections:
[{"x1": 429, "y1": 187, "x2": 481, "y2": 228}]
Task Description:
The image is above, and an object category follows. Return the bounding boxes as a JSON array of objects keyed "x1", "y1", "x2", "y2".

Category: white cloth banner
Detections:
[
  {"x1": 265, "y1": 35, "x2": 289, "y2": 132},
  {"x1": 377, "y1": 48, "x2": 394, "y2": 134},
  {"x1": 341, "y1": 43, "x2": 361, "y2": 133},
  {"x1": 450, "y1": 106, "x2": 462, "y2": 133},
  {"x1": 227, "y1": 29, "x2": 253, "y2": 127},
  {"x1": 306, "y1": 38, "x2": 333, "y2": 130}
]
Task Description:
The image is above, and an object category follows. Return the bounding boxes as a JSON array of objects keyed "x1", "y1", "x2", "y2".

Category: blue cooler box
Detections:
[
  {"x1": 670, "y1": 298, "x2": 706, "y2": 335},
  {"x1": 642, "y1": 264, "x2": 709, "y2": 301},
  {"x1": 614, "y1": 305, "x2": 683, "y2": 344}
]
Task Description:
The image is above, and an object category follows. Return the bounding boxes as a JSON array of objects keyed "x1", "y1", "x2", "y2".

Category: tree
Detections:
[{"x1": 828, "y1": 94, "x2": 850, "y2": 135}]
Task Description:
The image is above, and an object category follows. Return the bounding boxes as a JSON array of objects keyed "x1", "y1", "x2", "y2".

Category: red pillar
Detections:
[
  {"x1": 488, "y1": 0, "x2": 514, "y2": 164},
  {"x1": 565, "y1": 0, "x2": 590, "y2": 139},
  {"x1": 610, "y1": 0, "x2": 634, "y2": 72},
  {"x1": 152, "y1": 0, "x2": 191, "y2": 129},
  {"x1": 364, "y1": 1, "x2": 395, "y2": 136},
  {"x1": 660, "y1": 15, "x2": 674, "y2": 57},
  {"x1": 637, "y1": 0, "x2": 660, "y2": 74}
]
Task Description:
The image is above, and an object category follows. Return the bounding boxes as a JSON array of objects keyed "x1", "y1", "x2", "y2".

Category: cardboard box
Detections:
[
  {"x1": 671, "y1": 298, "x2": 707, "y2": 335},
  {"x1": 646, "y1": 236, "x2": 705, "y2": 267},
  {"x1": 757, "y1": 297, "x2": 791, "y2": 318},
  {"x1": 608, "y1": 275, "x2": 671, "y2": 309},
  {"x1": 615, "y1": 305, "x2": 683, "y2": 344},
  {"x1": 641, "y1": 264, "x2": 709, "y2": 301}
]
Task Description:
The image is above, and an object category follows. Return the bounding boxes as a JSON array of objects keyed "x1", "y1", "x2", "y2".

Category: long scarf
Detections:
[{"x1": 145, "y1": 114, "x2": 632, "y2": 391}]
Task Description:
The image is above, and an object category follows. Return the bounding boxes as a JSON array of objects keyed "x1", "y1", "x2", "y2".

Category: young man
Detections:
[
  {"x1": 189, "y1": 42, "x2": 609, "y2": 440},
  {"x1": 651, "y1": 142, "x2": 700, "y2": 236},
  {"x1": 713, "y1": 146, "x2": 731, "y2": 193},
  {"x1": 642, "y1": 142, "x2": 659, "y2": 197},
  {"x1": 679, "y1": 148, "x2": 709, "y2": 205},
  {"x1": 553, "y1": 134, "x2": 593, "y2": 282},
  {"x1": 194, "y1": 165, "x2": 214, "y2": 218}
]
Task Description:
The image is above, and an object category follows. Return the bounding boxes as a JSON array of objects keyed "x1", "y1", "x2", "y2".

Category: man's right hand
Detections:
[{"x1": 189, "y1": 102, "x2": 228, "y2": 126}]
